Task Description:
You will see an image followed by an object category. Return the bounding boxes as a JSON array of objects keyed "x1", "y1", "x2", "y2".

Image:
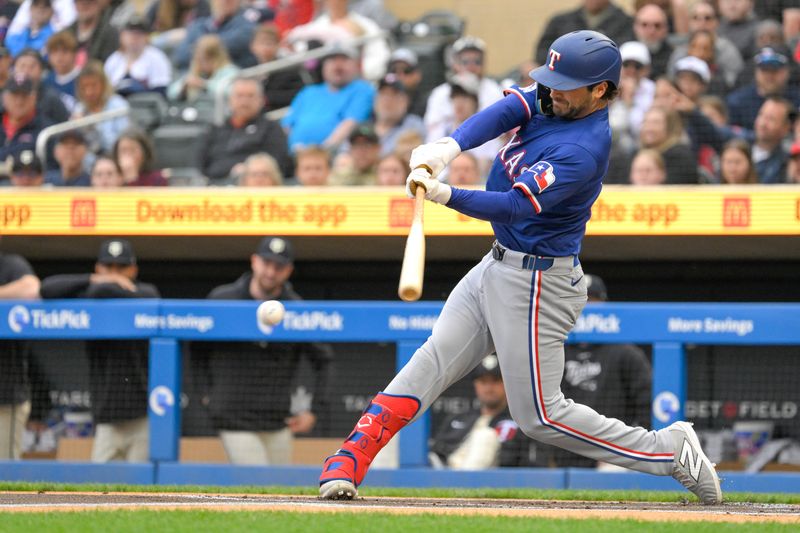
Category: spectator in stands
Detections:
[
  {"x1": 375, "y1": 153, "x2": 408, "y2": 187},
  {"x1": 446, "y1": 153, "x2": 482, "y2": 186},
  {"x1": 284, "y1": 0, "x2": 390, "y2": 81},
  {"x1": 104, "y1": 16, "x2": 172, "y2": 98},
  {"x1": 293, "y1": 146, "x2": 330, "y2": 186},
  {"x1": 718, "y1": 0, "x2": 759, "y2": 59},
  {"x1": 72, "y1": 60, "x2": 130, "y2": 154},
  {"x1": 429, "y1": 354, "x2": 542, "y2": 469},
  {"x1": 173, "y1": 0, "x2": 255, "y2": 70},
  {"x1": 629, "y1": 148, "x2": 668, "y2": 185},
  {"x1": 698, "y1": 95, "x2": 730, "y2": 127},
  {"x1": 9, "y1": 149, "x2": 44, "y2": 186},
  {"x1": 198, "y1": 236, "x2": 334, "y2": 465},
  {"x1": 43, "y1": 30, "x2": 80, "y2": 111},
  {"x1": 610, "y1": 41, "x2": 655, "y2": 157},
  {"x1": 425, "y1": 37, "x2": 502, "y2": 149},
  {"x1": 752, "y1": 96, "x2": 794, "y2": 183},
  {"x1": 735, "y1": 19, "x2": 797, "y2": 88},
  {"x1": 386, "y1": 48, "x2": 428, "y2": 118},
  {"x1": 393, "y1": 129, "x2": 423, "y2": 166},
  {"x1": 40, "y1": 239, "x2": 159, "y2": 462},
  {"x1": 549, "y1": 274, "x2": 653, "y2": 468},
  {"x1": 0, "y1": 46, "x2": 11, "y2": 89},
  {"x1": 237, "y1": 152, "x2": 283, "y2": 186},
  {"x1": 633, "y1": 3, "x2": 674, "y2": 79},
  {"x1": 145, "y1": 0, "x2": 210, "y2": 55},
  {"x1": 113, "y1": 128, "x2": 167, "y2": 187},
  {"x1": 13, "y1": 48, "x2": 69, "y2": 123},
  {"x1": 0, "y1": 243, "x2": 39, "y2": 460},
  {"x1": 0, "y1": 75, "x2": 48, "y2": 171},
  {"x1": 4, "y1": 0, "x2": 54, "y2": 58},
  {"x1": 7, "y1": 0, "x2": 74, "y2": 40},
  {"x1": 282, "y1": 43, "x2": 374, "y2": 153},
  {"x1": 89, "y1": 154, "x2": 124, "y2": 187},
  {"x1": 674, "y1": 55, "x2": 712, "y2": 103},
  {"x1": 535, "y1": 1, "x2": 634, "y2": 66},
  {"x1": 68, "y1": 0, "x2": 118, "y2": 66},
  {"x1": 44, "y1": 130, "x2": 90, "y2": 186},
  {"x1": 633, "y1": 0, "x2": 690, "y2": 34},
  {"x1": 727, "y1": 47, "x2": 800, "y2": 131},
  {"x1": 669, "y1": 1, "x2": 743, "y2": 88},
  {"x1": 329, "y1": 124, "x2": 380, "y2": 186},
  {"x1": 167, "y1": 34, "x2": 239, "y2": 103},
  {"x1": 680, "y1": 31, "x2": 729, "y2": 96},
  {"x1": 370, "y1": 74, "x2": 425, "y2": 158},
  {"x1": 719, "y1": 138, "x2": 759, "y2": 184},
  {"x1": 639, "y1": 106, "x2": 699, "y2": 184},
  {"x1": 788, "y1": 142, "x2": 800, "y2": 183},
  {"x1": 200, "y1": 77, "x2": 291, "y2": 183},
  {"x1": 249, "y1": 24, "x2": 303, "y2": 112}
]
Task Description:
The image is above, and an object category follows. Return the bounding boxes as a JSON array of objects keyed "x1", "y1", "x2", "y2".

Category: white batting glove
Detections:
[
  {"x1": 405, "y1": 167, "x2": 452, "y2": 204},
  {"x1": 409, "y1": 137, "x2": 462, "y2": 180}
]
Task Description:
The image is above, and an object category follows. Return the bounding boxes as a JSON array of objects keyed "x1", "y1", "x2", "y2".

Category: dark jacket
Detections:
[
  {"x1": 662, "y1": 143, "x2": 699, "y2": 184},
  {"x1": 195, "y1": 273, "x2": 333, "y2": 432},
  {"x1": 534, "y1": 4, "x2": 634, "y2": 65},
  {"x1": 0, "y1": 253, "x2": 35, "y2": 405},
  {"x1": 200, "y1": 113, "x2": 293, "y2": 182},
  {"x1": 0, "y1": 113, "x2": 50, "y2": 172},
  {"x1": 549, "y1": 343, "x2": 652, "y2": 468},
  {"x1": 756, "y1": 146, "x2": 789, "y2": 184},
  {"x1": 726, "y1": 83, "x2": 800, "y2": 131},
  {"x1": 430, "y1": 406, "x2": 547, "y2": 467},
  {"x1": 39, "y1": 274, "x2": 160, "y2": 423},
  {"x1": 69, "y1": 9, "x2": 119, "y2": 63},
  {"x1": 262, "y1": 68, "x2": 305, "y2": 112},
  {"x1": 648, "y1": 40, "x2": 674, "y2": 81}
]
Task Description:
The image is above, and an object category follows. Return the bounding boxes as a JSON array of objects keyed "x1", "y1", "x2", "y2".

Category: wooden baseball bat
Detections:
[{"x1": 398, "y1": 184, "x2": 426, "y2": 302}]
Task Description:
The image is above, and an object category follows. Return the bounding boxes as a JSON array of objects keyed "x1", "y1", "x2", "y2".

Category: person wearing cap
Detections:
[
  {"x1": 369, "y1": 74, "x2": 426, "y2": 157},
  {"x1": 44, "y1": 130, "x2": 90, "y2": 186},
  {"x1": 535, "y1": 1, "x2": 634, "y2": 66},
  {"x1": 282, "y1": 42, "x2": 375, "y2": 152},
  {"x1": 197, "y1": 237, "x2": 334, "y2": 465},
  {"x1": 386, "y1": 48, "x2": 428, "y2": 118},
  {"x1": 0, "y1": 74, "x2": 49, "y2": 174},
  {"x1": 13, "y1": 48, "x2": 70, "y2": 123},
  {"x1": 249, "y1": 24, "x2": 303, "y2": 112},
  {"x1": 424, "y1": 36, "x2": 503, "y2": 151},
  {"x1": 726, "y1": 46, "x2": 800, "y2": 131},
  {"x1": 43, "y1": 30, "x2": 80, "y2": 109},
  {"x1": 4, "y1": 0, "x2": 54, "y2": 58},
  {"x1": 40, "y1": 239, "x2": 160, "y2": 462},
  {"x1": 547, "y1": 274, "x2": 653, "y2": 468},
  {"x1": 199, "y1": 76, "x2": 292, "y2": 183},
  {"x1": 609, "y1": 41, "x2": 655, "y2": 156},
  {"x1": 283, "y1": 0, "x2": 390, "y2": 81},
  {"x1": 429, "y1": 354, "x2": 543, "y2": 469},
  {"x1": 67, "y1": 0, "x2": 118, "y2": 65},
  {"x1": 172, "y1": 0, "x2": 256, "y2": 69},
  {"x1": 9, "y1": 149, "x2": 44, "y2": 187},
  {"x1": 103, "y1": 16, "x2": 172, "y2": 97},
  {"x1": 329, "y1": 124, "x2": 380, "y2": 185},
  {"x1": 0, "y1": 240, "x2": 40, "y2": 460}
]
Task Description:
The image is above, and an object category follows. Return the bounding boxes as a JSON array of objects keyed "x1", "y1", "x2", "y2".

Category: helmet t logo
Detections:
[{"x1": 548, "y1": 49, "x2": 562, "y2": 70}]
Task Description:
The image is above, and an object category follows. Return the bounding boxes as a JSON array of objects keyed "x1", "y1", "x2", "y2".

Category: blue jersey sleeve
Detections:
[
  {"x1": 450, "y1": 84, "x2": 535, "y2": 151},
  {"x1": 511, "y1": 143, "x2": 598, "y2": 214}
]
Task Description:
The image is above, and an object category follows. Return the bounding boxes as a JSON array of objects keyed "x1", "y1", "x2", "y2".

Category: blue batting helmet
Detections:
[{"x1": 530, "y1": 30, "x2": 621, "y2": 91}]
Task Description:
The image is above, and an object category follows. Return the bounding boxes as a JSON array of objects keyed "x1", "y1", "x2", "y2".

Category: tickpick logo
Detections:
[
  {"x1": 149, "y1": 386, "x2": 175, "y2": 416},
  {"x1": 8, "y1": 305, "x2": 30, "y2": 333}
]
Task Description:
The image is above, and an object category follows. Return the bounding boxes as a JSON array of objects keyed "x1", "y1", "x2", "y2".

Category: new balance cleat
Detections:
[{"x1": 669, "y1": 421, "x2": 723, "y2": 505}]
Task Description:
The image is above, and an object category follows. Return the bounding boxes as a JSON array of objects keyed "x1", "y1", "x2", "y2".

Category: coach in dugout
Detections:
[
  {"x1": 40, "y1": 239, "x2": 159, "y2": 462},
  {"x1": 195, "y1": 236, "x2": 334, "y2": 465},
  {"x1": 429, "y1": 354, "x2": 545, "y2": 469}
]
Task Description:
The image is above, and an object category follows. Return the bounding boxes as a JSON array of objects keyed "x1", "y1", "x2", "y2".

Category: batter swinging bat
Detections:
[{"x1": 398, "y1": 171, "x2": 428, "y2": 301}]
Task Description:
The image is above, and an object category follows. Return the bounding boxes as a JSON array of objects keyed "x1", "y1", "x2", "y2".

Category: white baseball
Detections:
[{"x1": 257, "y1": 300, "x2": 285, "y2": 326}]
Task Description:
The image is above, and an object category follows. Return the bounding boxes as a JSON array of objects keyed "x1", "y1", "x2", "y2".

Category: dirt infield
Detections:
[{"x1": 1, "y1": 492, "x2": 799, "y2": 523}]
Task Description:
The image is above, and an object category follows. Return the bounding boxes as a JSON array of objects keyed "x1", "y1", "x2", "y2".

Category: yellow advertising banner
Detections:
[{"x1": 0, "y1": 186, "x2": 798, "y2": 236}]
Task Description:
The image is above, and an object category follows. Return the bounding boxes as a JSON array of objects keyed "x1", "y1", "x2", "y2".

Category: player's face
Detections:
[
  {"x1": 473, "y1": 375, "x2": 506, "y2": 412},
  {"x1": 548, "y1": 85, "x2": 595, "y2": 119}
]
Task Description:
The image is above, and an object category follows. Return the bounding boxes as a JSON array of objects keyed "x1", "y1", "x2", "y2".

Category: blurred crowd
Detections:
[{"x1": 0, "y1": 0, "x2": 798, "y2": 189}]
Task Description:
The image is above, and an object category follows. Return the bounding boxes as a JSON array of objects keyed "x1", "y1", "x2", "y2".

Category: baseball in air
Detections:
[{"x1": 257, "y1": 300, "x2": 285, "y2": 326}]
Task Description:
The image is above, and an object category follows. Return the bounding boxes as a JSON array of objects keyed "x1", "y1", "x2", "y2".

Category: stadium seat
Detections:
[
  {"x1": 164, "y1": 167, "x2": 209, "y2": 187},
  {"x1": 151, "y1": 123, "x2": 210, "y2": 170},
  {"x1": 164, "y1": 95, "x2": 216, "y2": 126},
  {"x1": 127, "y1": 92, "x2": 169, "y2": 132}
]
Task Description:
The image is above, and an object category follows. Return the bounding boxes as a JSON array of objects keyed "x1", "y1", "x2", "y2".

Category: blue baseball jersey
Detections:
[{"x1": 450, "y1": 84, "x2": 612, "y2": 257}]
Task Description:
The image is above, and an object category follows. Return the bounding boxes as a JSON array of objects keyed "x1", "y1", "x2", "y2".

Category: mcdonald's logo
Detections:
[
  {"x1": 722, "y1": 197, "x2": 750, "y2": 227},
  {"x1": 71, "y1": 199, "x2": 96, "y2": 227},
  {"x1": 388, "y1": 198, "x2": 414, "y2": 228}
]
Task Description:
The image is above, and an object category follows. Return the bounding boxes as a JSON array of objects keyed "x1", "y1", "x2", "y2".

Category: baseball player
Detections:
[{"x1": 319, "y1": 31, "x2": 722, "y2": 505}]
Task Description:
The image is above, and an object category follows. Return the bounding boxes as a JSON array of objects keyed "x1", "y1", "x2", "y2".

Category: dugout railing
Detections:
[{"x1": 0, "y1": 299, "x2": 799, "y2": 493}]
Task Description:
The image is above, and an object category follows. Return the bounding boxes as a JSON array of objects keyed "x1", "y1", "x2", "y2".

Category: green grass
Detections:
[
  {"x1": 0, "y1": 511, "x2": 795, "y2": 533},
  {"x1": 0, "y1": 481, "x2": 798, "y2": 505}
]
